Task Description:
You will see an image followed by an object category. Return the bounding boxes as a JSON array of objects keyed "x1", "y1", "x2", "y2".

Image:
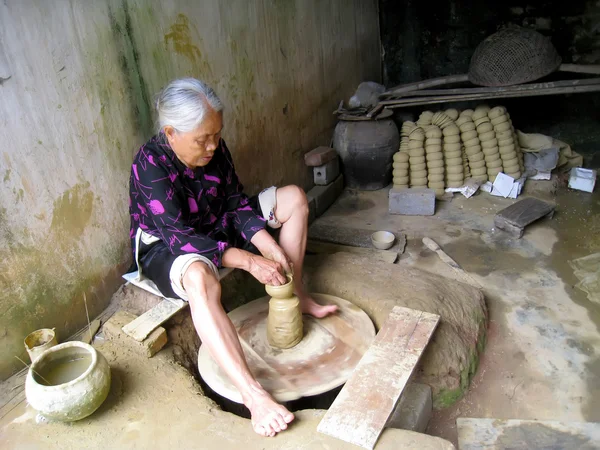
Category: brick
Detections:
[
  {"x1": 313, "y1": 158, "x2": 340, "y2": 186},
  {"x1": 386, "y1": 383, "x2": 432, "y2": 432},
  {"x1": 304, "y1": 146, "x2": 337, "y2": 167},
  {"x1": 389, "y1": 187, "x2": 435, "y2": 216},
  {"x1": 307, "y1": 175, "x2": 344, "y2": 217},
  {"x1": 103, "y1": 310, "x2": 167, "y2": 357}
]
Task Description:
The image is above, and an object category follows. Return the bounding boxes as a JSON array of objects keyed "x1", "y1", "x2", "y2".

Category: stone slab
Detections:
[
  {"x1": 103, "y1": 310, "x2": 167, "y2": 357},
  {"x1": 307, "y1": 175, "x2": 344, "y2": 217},
  {"x1": 387, "y1": 383, "x2": 432, "y2": 433},
  {"x1": 314, "y1": 158, "x2": 340, "y2": 185},
  {"x1": 304, "y1": 146, "x2": 338, "y2": 166},
  {"x1": 457, "y1": 418, "x2": 600, "y2": 450},
  {"x1": 389, "y1": 188, "x2": 435, "y2": 216}
]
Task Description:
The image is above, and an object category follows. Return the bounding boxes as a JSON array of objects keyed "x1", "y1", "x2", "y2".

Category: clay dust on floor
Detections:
[{"x1": 316, "y1": 181, "x2": 600, "y2": 447}]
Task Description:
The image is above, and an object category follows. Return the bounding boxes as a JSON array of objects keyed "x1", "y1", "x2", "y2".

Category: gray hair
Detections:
[{"x1": 155, "y1": 78, "x2": 223, "y2": 133}]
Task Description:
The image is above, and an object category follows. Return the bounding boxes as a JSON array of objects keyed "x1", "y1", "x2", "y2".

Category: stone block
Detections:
[
  {"x1": 307, "y1": 175, "x2": 344, "y2": 217},
  {"x1": 307, "y1": 195, "x2": 317, "y2": 225},
  {"x1": 387, "y1": 383, "x2": 432, "y2": 432},
  {"x1": 389, "y1": 187, "x2": 435, "y2": 216},
  {"x1": 313, "y1": 158, "x2": 340, "y2": 185},
  {"x1": 103, "y1": 310, "x2": 167, "y2": 357},
  {"x1": 304, "y1": 146, "x2": 337, "y2": 167}
]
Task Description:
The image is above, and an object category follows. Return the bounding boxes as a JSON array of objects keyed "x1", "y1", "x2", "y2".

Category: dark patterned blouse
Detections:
[{"x1": 128, "y1": 133, "x2": 266, "y2": 268}]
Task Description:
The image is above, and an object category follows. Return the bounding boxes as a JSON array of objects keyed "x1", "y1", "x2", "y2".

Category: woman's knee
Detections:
[
  {"x1": 285, "y1": 185, "x2": 308, "y2": 212},
  {"x1": 182, "y1": 261, "x2": 221, "y2": 298}
]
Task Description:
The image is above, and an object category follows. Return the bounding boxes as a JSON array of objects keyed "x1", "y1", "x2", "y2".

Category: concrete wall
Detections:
[{"x1": 0, "y1": 0, "x2": 381, "y2": 379}]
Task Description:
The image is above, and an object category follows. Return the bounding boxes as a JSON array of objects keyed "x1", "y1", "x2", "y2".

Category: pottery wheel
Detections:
[{"x1": 197, "y1": 293, "x2": 375, "y2": 403}]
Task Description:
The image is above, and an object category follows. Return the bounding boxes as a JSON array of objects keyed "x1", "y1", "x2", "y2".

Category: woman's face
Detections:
[{"x1": 164, "y1": 108, "x2": 223, "y2": 168}]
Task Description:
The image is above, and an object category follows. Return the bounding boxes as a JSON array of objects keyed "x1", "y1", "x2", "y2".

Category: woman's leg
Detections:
[
  {"x1": 274, "y1": 185, "x2": 338, "y2": 317},
  {"x1": 182, "y1": 261, "x2": 294, "y2": 437}
]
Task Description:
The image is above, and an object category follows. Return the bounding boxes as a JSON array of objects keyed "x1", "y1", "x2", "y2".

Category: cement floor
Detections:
[{"x1": 314, "y1": 179, "x2": 600, "y2": 447}]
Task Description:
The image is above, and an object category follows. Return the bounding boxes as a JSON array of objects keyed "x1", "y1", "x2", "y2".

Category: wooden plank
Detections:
[
  {"x1": 457, "y1": 418, "x2": 600, "y2": 450},
  {"x1": 382, "y1": 84, "x2": 600, "y2": 108},
  {"x1": 317, "y1": 306, "x2": 440, "y2": 449},
  {"x1": 381, "y1": 74, "x2": 469, "y2": 97},
  {"x1": 122, "y1": 298, "x2": 187, "y2": 342},
  {"x1": 559, "y1": 63, "x2": 600, "y2": 75},
  {"x1": 422, "y1": 237, "x2": 482, "y2": 289},
  {"x1": 306, "y1": 239, "x2": 398, "y2": 263},
  {"x1": 382, "y1": 78, "x2": 600, "y2": 99},
  {"x1": 309, "y1": 223, "x2": 406, "y2": 252}
]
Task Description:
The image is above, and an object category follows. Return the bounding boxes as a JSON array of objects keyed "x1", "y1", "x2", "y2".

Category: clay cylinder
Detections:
[
  {"x1": 267, "y1": 296, "x2": 303, "y2": 349},
  {"x1": 265, "y1": 275, "x2": 303, "y2": 349}
]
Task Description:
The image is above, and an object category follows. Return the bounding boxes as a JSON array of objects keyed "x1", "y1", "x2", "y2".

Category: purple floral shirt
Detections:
[{"x1": 129, "y1": 133, "x2": 266, "y2": 268}]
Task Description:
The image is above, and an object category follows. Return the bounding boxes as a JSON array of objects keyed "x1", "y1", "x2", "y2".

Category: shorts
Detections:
[{"x1": 129, "y1": 186, "x2": 280, "y2": 301}]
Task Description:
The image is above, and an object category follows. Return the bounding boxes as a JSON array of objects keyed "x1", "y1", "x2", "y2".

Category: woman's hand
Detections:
[
  {"x1": 250, "y1": 230, "x2": 293, "y2": 275},
  {"x1": 266, "y1": 246, "x2": 293, "y2": 276},
  {"x1": 247, "y1": 255, "x2": 288, "y2": 286}
]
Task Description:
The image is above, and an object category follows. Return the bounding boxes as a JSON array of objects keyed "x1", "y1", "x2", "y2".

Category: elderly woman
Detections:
[{"x1": 128, "y1": 78, "x2": 337, "y2": 437}]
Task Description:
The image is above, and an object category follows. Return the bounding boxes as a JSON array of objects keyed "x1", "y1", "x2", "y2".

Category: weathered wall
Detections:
[
  {"x1": 379, "y1": 0, "x2": 600, "y2": 158},
  {"x1": 0, "y1": 0, "x2": 381, "y2": 379}
]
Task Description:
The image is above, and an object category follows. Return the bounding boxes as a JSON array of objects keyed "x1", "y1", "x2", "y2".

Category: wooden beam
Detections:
[
  {"x1": 317, "y1": 306, "x2": 440, "y2": 449},
  {"x1": 382, "y1": 78, "x2": 600, "y2": 99},
  {"x1": 381, "y1": 84, "x2": 600, "y2": 109}
]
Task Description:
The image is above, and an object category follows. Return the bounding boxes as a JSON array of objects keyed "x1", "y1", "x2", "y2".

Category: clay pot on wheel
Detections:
[
  {"x1": 333, "y1": 118, "x2": 400, "y2": 190},
  {"x1": 266, "y1": 275, "x2": 303, "y2": 349},
  {"x1": 25, "y1": 341, "x2": 111, "y2": 421}
]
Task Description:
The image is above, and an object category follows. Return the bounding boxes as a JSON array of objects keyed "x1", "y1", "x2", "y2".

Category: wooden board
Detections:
[
  {"x1": 309, "y1": 223, "x2": 406, "y2": 253},
  {"x1": 457, "y1": 418, "x2": 600, "y2": 450},
  {"x1": 197, "y1": 294, "x2": 376, "y2": 403},
  {"x1": 494, "y1": 197, "x2": 555, "y2": 238},
  {"x1": 122, "y1": 298, "x2": 187, "y2": 342},
  {"x1": 381, "y1": 84, "x2": 600, "y2": 108},
  {"x1": 306, "y1": 239, "x2": 398, "y2": 263},
  {"x1": 317, "y1": 306, "x2": 440, "y2": 449},
  {"x1": 381, "y1": 78, "x2": 600, "y2": 99}
]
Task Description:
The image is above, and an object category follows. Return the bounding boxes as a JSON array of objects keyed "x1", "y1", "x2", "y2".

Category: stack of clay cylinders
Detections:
[
  {"x1": 424, "y1": 125, "x2": 445, "y2": 195},
  {"x1": 488, "y1": 106, "x2": 520, "y2": 179},
  {"x1": 442, "y1": 123, "x2": 464, "y2": 188},
  {"x1": 416, "y1": 110, "x2": 434, "y2": 128},
  {"x1": 473, "y1": 105, "x2": 502, "y2": 182},
  {"x1": 392, "y1": 151, "x2": 410, "y2": 189},
  {"x1": 399, "y1": 121, "x2": 416, "y2": 153},
  {"x1": 408, "y1": 127, "x2": 428, "y2": 187},
  {"x1": 457, "y1": 110, "x2": 487, "y2": 182}
]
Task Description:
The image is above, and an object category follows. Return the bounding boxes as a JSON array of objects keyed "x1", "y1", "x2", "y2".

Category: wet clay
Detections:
[{"x1": 266, "y1": 277, "x2": 303, "y2": 349}]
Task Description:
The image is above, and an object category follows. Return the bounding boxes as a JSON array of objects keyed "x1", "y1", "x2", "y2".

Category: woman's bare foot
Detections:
[
  {"x1": 298, "y1": 293, "x2": 339, "y2": 318},
  {"x1": 244, "y1": 389, "x2": 294, "y2": 437}
]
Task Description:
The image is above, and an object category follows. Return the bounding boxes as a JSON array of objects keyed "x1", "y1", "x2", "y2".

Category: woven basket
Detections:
[{"x1": 469, "y1": 26, "x2": 562, "y2": 87}]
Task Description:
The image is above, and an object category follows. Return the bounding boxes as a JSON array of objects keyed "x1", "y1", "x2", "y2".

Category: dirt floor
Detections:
[
  {"x1": 1, "y1": 176, "x2": 598, "y2": 449},
  {"x1": 314, "y1": 177, "x2": 600, "y2": 447}
]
